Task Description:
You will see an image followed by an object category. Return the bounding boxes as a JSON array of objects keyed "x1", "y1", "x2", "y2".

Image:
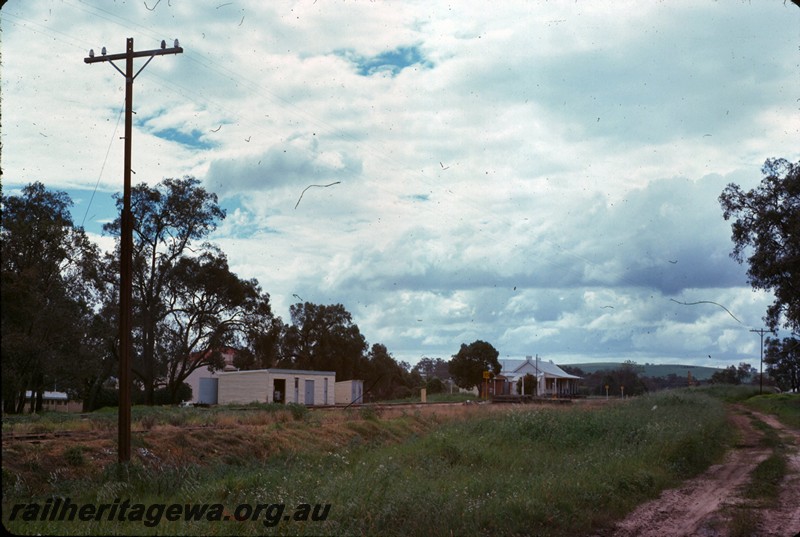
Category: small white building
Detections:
[
  {"x1": 216, "y1": 368, "x2": 335, "y2": 406},
  {"x1": 334, "y1": 380, "x2": 364, "y2": 405},
  {"x1": 183, "y1": 347, "x2": 238, "y2": 404},
  {"x1": 499, "y1": 355, "x2": 581, "y2": 396}
]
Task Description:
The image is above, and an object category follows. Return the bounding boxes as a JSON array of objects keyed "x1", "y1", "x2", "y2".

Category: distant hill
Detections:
[{"x1": 562, "y1": 362, "x2": 723, "y2": 381}]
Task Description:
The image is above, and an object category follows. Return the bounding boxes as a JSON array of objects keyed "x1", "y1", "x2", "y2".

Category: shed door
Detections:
[
  {"x1": 304, "y1": 379, "x2": 315, "y2": 405},
  {"x1": 198, "y1": 378, "x2": 218, "y2": 404}
]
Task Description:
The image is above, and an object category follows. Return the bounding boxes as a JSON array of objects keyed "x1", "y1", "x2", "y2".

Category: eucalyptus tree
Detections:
[
  {"x1": 279, "y1": 302, "x2": 368, "y2": 380},
  {"x1": 719, "y1": 158, "x2": 800, "y2": 333},
  {"x1": 103, "y1": 176, "x2": 238, "y2": 404},
  {"x1": 448, "y1": 340, "x2": 501, "y2": 391},
  {"x1": 160, "y1": 248, "x2": 276, "y2": 403},
  {"x1": 765, "y1": 336, "x2": 799, "y2": 393},
  {"x1": 1, "y1": 183, "x2": 104, "y2": 412}
]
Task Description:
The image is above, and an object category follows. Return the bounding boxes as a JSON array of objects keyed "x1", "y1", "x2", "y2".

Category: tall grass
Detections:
[
  {"x1": 693, "y1": 384, "x2": 761, "y2": 402},
  {"x1": 382, "y1": 392, "x2": 477, "y2": 404},
  {"x1": 2, "y1": 402, "x2": 306, "y2": 436},
  {"x1": 309, "y1": 390, "x2": 732, "y2": 536},
  {"x1": 3, "y1": 389, "x2": 734, "y2": 536}
]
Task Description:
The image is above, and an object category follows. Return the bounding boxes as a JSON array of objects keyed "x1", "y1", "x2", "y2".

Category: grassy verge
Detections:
[
  {"x1": 380, "y1": 392, "x2": 477, "y2": 404},
  {"x1": 1, "y1": 402, "x2": 314, "y2": 436},
  {"x1": 742, "y1": 393, "x2": 800, "y2": 429},
  {"x1": 694, "y1": 384, "x2": 761, "y2": 403},
  {"x1": 3, "y1": 389, "x2": 735, "y2": 536}
]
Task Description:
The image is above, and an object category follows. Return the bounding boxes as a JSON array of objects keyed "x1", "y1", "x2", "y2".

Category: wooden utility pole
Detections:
[
  {"x1": 84, "y1": 38, "x2": 183, "y2": 463},
  {"x1": 750, "y1": 328, "x2": 769, "y2": 395}
]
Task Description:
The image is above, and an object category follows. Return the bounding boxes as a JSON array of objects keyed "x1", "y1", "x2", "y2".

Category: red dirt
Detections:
[{"x1": 611, "y1": 406, "x2": 800, "y2": 537}]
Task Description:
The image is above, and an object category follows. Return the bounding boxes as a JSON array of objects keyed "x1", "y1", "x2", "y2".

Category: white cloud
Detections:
[{"x1": 3, "y1": 0, "x2": 798, "y2": 369}]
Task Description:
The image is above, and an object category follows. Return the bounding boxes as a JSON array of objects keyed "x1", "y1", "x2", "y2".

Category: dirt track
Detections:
[{"x1": 611, "y1": 406, "x2": 800, "y2": 537}]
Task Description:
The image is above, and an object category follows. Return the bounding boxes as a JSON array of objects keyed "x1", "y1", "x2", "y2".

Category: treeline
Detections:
[
  {"x1": 6, "y1": 170, "x2": 798, "y2": 412},
  {"x1": 561, "y1": 360, "x2": 772, "y2": 397},
  {"x1": 0, "y1": 179, "x2": 431, "y2": 413}
]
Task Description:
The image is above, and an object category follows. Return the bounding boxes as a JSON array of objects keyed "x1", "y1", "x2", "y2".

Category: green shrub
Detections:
[
  {"x1": 359, "y1": 405, "x2": 381, "y2": 421},
  {"x1": 286, "y1": 403, "x2": 308, "y2": 421},
  {"x1": 63, "y1": 445, "x2": 85, "y2": 466},
  {"x1": 167, "y1": 412, "x2": 187, "y2": 427},
  {"x1": 426, "y1": 377, "x2": 445, "y2": 394},
  {"x1": 138, "y1": 413, "x2": 158, "y2": 430}
]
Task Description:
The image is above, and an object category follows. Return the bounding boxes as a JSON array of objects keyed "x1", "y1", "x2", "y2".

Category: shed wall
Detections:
[
  {"x1": 268, "y1": 373, "x2": 335, "y2": 405},
  {"x1": 218, "y1": 371, "x2": 270, "y2": 404},
  {"x1": 334, "y1": 380, "x2": 364, "y2": 405},
  {"x1": 218, "y1": 370, "x2": 335, "y2": 406}
]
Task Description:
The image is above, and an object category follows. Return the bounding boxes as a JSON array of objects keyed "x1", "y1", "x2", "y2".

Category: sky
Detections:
[{"x1": 2, "y1": 0, "x2": 799, "y2": 370}]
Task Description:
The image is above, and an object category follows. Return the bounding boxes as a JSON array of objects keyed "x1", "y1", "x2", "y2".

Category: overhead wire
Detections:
[{"x1": 81, "y1": 102, "x2": 125, "y2": 229}]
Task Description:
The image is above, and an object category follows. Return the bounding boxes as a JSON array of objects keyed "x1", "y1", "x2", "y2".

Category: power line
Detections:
[{"x1": 81, "y1": 103, "x2": 125, "y2": 229}]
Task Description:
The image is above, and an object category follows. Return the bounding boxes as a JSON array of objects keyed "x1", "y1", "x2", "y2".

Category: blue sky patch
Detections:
[
  {"x1": 64, "y1": 188, "x2": 119, "y2": 236},
  {"x1": 338, "y1": 45, "x2": 432, "y2": 77},
  {"x1": 152, "y1": 127, "x2": 215, "y2": 150}
]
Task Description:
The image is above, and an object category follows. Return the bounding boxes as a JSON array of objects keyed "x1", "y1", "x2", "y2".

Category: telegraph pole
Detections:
[
  {"x1": 750, "y1": 328, "x2": 768, "y2": 395},
  {"x1": 84, "y1": 38, "x2": 183, "y2": 463}
]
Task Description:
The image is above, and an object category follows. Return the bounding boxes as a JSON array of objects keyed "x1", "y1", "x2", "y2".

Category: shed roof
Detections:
[
  {"x1": 217, "y1": 368, "x2": 336, "y2": 377},
  {"x1": 25, "y1": 390, "x2": 69, "y2": 400}
]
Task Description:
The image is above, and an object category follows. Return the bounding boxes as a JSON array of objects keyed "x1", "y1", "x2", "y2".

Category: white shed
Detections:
[
  {"x1": 334, "y1": 379, "x2": 364, "y2": 405},
  {"x1": 216, "y1": 368, "x2": 335, "y2": 406}
]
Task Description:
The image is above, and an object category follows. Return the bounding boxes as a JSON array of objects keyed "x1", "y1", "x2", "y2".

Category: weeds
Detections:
[
  {"x1": 744, "y1": 452, "x2": 787, "y2": 502},
  {"x1": 1, "y1": 389, "x2": 742, "y2": 536},
  {"x1": 63, "y1": 445, "x2": 85, "y2": 466},
  {"x1": 359, "y1": 405, "x2": 381, "y2": 421},
  {"x1": 744, "y1": 393, "x2": 800, "y2": 429},
  {"x1": 695, "y1": 385, "x2": 761, "y2": 403},
  {"x1": 287, "y1": 403, "x2": 308, "y2": 421}
]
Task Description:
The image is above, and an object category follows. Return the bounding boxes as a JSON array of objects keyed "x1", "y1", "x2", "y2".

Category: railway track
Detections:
[{"x1": 1, "y1": 401, "x2": 481, "y2": 443}]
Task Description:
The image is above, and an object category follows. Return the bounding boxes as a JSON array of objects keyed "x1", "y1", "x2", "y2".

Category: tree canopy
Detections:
[
  {"x1": 279, "y1": 302, "x2": 368, "y2": 380},
  {"x1": 103, "y1": 177, "x2": 275, "y2": 404},
  {"x1": 160, "y1": 248, "x2": 275, "y2": 402},
  {"x1": 1, "y1": 183, "x2": 106, "y2": 412},
  {"x1": 1, "y1": 180, "x2": 437, "y2": 410},
  {"x1": 448, "y1": 340, "x2": 501, "y2": 390},
  {"x1": 709, "y1": 363, "x2": 755, "y2": 385},
  {"x1": 765, "y1": 337, "x2": 799, "y2": 393},
  {"x1": 413, "y1": 356, "x2": 450, "y2": 380},
  {"x1": 719, "y1": 158, "x2": 800, "y2": 332}
]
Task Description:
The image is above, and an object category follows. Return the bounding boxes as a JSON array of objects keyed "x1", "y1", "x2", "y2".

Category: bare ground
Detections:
[{"x1": 611, "y1": 406, "x2": 800, "y2": 537}]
